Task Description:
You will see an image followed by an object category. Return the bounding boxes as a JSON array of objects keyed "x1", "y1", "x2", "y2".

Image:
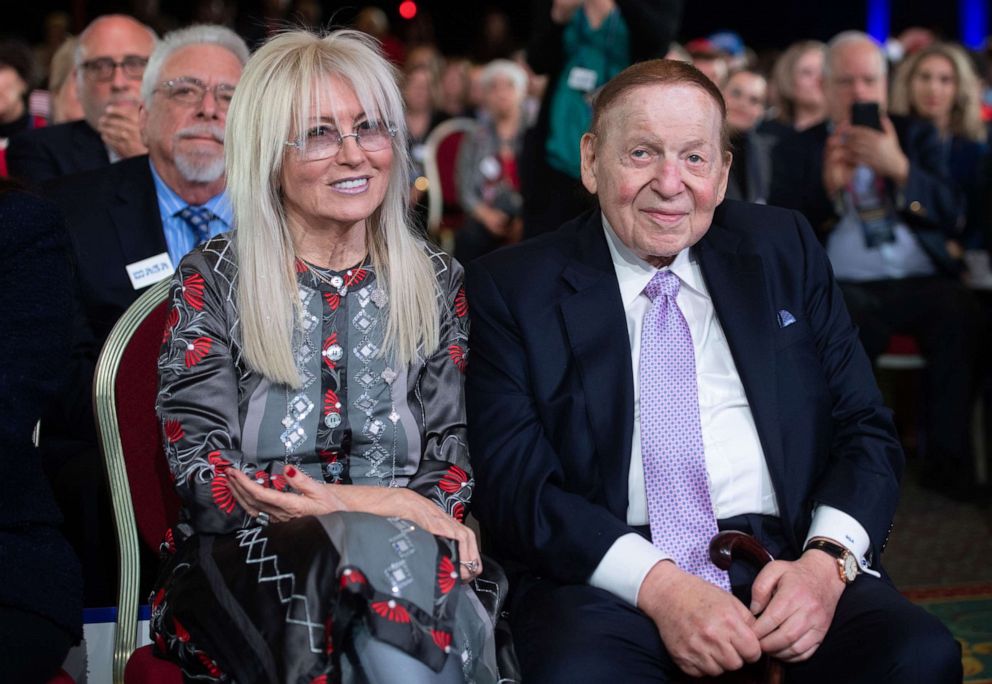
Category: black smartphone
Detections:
[{"x1": 851, "y1": 102, "x2": 883, "y2": 131}]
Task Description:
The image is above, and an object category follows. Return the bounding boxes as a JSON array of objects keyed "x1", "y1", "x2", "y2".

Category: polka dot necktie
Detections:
[
  {"x1": 640, "y1": 269, "x2": 729, "y2": 590},
  {"x1": 176, "y1": 205, "x2": 216, "y2": 246}
]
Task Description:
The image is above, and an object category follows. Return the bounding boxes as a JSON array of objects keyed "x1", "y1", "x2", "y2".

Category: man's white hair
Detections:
[
  {"x1": 824, "y1": 31, "x2": 888, "y2": 81},
  {"x1": 141, "y1": 24, "x2": 250, "y2": 105}
]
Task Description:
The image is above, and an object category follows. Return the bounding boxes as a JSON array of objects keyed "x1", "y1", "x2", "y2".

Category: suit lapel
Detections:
[
  {"x1": 696, "y1": 220, "x2": 786, "y2": 507},
  {"x1": 558, "y1": 213, "x2": 635, "y2": 518},
  {"x1": 109, "y1": 158, "x2": 168, "y2": 274}
]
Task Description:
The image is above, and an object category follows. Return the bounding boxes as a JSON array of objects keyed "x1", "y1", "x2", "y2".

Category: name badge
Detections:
[
  {"x1": 126, "y1": 252, "x2": 174, "y2": 290},
  {"x1": 567, "y1": 66, "x2": 598, "y2": 93}
]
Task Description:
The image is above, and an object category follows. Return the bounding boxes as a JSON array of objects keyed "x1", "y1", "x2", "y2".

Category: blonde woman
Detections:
[
  {"x1": 767, "y1": 40, "x2": 827, "y2": 135},
  {"x1": 891, "y1": 42, "x2": 990, "y2": 247},
  {"x1": 152, "y1": 29, "x2": 496, "y2": 684}
]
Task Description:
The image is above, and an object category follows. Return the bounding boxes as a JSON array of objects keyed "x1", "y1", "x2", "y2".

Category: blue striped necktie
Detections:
[{"x1": 176, "y1": 205, "x2": 216, "y2": 246}]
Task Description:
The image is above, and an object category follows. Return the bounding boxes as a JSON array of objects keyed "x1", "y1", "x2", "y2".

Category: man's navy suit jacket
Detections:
[
  {"x1": 7, "y1": 120, "x2": 110, "y2": 187},
  {"x1": 464, "y1": 201, "x2": 903, "y2": 590},
  {"x1": 46, "y1": 154, "x2": 166, "y2": 348}
]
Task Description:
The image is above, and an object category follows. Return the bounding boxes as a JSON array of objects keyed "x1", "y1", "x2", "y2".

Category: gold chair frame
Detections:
[{"x1": 92, "y1": 278, "x2": 172, "y2": 684}]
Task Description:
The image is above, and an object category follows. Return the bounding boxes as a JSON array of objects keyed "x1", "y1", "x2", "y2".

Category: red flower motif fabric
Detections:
[
  {"x1": 455, "y1": 287, "x2": 468, "y2": 318},
  {"x1": 196, "y1": 651, "x2": 222, "y2": 677},
  {"x1": 437, "y1": 556, "x2": 457, "y2": 594},
  {"x1": 185, "y1": 337, "x2": 213, "y2": 368},
  {"x1": 164, "y1": 419, "x2": 185, "y2": 444},
  {"x1": 452, "y1": 502, "x2": 465, "y2": 523},
  {"x1": 182, "y1": 273, "x2": 205, "y2": 311},
  {"x1": 323, "y1": 292, "x2": 340, "y2": 311},
  {"x1": 344, "y1": 268, "x2": 368, "y2": 287},
  {"x1": 163, "y1": 308, "x2": 179, "y2": 344},
  {"x1": 340, "y1": 567, "x2": 367, "y2": 588},
  {"x1": 438, "y1": 465, "x2": 468, "y2": 493},
  {"x1": 295, "y1": 258, "x2": 308, "y2": 273},
  {"x1": 431, "y1": 629, "x2": 452, "y2": 651},
  {"x1": 208, "y1": 452, "x2": 235, "y2": 514},
  {"x1": 174, "y1": 618, "x2": 191, "y2": 643},
  {"x1": 370, "y1": 600, "x2": 411, "y2": 623},
  {"x1": 323, "y1": 389, "x2": 342, "y2": 417},
  {"x1": 448, "y1": 344, "x2": 467, "y2": 373}
]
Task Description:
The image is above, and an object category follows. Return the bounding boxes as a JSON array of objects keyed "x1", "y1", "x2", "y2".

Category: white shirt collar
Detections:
[{"x1": 601, "y1": 213, "x2": 708, "y2": 308}]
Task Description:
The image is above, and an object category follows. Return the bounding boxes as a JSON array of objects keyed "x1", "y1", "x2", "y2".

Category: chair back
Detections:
[
  {"x1": 93, "y1": 278, "x2": 178, "y2": 684},
  {"x1": 424, "y1": 117, "x2": 478, "y2": 248}
]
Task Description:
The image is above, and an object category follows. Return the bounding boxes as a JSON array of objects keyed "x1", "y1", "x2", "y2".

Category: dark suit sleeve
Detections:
[
  {"x1": 896, "y1": 120, "x2": 963, "y2": 237},
  {"x1": 794, "y1": 211, "x2": 903, "y2": 561},
  {"x1": 465, "y1": 261, "x2": 634, "y2": 585},
  {"x1": 768, "y1": 131, "x2": 837, "y2": 234},
  {"x1": 6, "y1": 131, "x2": 60, "y2": 187}
]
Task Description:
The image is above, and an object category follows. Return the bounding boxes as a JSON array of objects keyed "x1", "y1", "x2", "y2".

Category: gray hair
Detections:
[
  {"x1": 480, "y1": 59, "x2": 528, "y2": 99},
  {"x1": 141, "y1": 24, "x2": 250, "y2": 105},
  {"x1": 226, "y1": 29, "x2": 440, "y2": 386},
  {"x1": 824, "y1": 31, "x2": 887, "y2": 81}
]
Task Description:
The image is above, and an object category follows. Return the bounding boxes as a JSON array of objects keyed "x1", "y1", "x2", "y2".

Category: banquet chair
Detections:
[
  {"x1": 92, "y1": 277, "x2": 182, "y2": 684},
  {"x1": 423, "y1": 116, "x2": 478, "y2": 253}
]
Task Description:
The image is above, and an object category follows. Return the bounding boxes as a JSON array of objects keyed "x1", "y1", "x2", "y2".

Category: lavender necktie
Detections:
[{"x1": 640, "y1": 269, "x2": 729, "y2": 590}]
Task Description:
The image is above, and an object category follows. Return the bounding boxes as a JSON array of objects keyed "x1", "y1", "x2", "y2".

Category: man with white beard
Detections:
[{"x1": 39, "y1": 24, "x2": 248, "y2": 607}]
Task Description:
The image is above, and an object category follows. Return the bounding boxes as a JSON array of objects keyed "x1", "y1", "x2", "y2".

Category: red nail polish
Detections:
[{"x1": 284, "y1": 465, "x2": 297, "y2": 477}]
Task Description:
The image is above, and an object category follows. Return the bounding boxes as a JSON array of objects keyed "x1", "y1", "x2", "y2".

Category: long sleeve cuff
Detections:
[
  {"x1": 805, "y1": 504, "x2": 881, "y2": 578},
  {"x1": 588, "y1": 533, "x2": 670, "y2": 606}
]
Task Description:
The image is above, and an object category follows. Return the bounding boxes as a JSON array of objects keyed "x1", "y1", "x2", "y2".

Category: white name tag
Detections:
[
  {"x1": 126, "y1": 252, "x2": 174, "y2": 290},
  {"x1": 567, "y1": 66, "x2": 598, "y2": 93}
]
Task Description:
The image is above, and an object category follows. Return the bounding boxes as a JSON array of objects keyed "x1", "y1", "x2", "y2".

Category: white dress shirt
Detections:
[{"x1": 589, "y1": 217, "x2": 875, "y2": 606}]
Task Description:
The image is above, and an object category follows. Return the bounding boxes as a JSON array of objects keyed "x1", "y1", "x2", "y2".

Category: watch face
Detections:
[{"x1": 843, "y1": 554, "x2": 859, "y2": 582}]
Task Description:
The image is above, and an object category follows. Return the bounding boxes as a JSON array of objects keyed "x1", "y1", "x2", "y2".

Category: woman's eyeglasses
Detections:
[{"x1": 285, "y1": 121, "x2": 396, "y2": 161}]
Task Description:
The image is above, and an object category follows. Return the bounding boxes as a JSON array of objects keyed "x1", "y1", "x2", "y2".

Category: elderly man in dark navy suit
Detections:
[{"x1": 465, "y1": 59, "x2": 960, "y2": 683}]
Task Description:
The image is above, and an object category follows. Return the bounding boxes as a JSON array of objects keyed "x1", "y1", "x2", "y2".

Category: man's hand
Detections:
[
  {"x1": 97, "y1": 101, "x2": 147, "y2": 159},
  {"x1": 749, "y1": 551, "x2": 846, "y2": 662},
  {"x1": 844, "y1": 116, "x2": 910, "y2": 187},
  {"x1": 823, "y1": 126, "x2": 855, "y2": 198},
  {"x1": 638, "y1": 561, "x2": 761, "y2": 678}
]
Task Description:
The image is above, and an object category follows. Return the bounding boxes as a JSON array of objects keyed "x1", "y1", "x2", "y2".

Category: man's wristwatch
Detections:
[{"x1": 804, "y1": 537, "x2": 860, "y2": 584}]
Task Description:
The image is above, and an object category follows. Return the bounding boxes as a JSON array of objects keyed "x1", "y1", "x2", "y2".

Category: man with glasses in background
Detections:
[
  {"x1": 39, "y1": 24, "x2": 249, "y2": 607},
  {"x1": 7, "y1": 14, "x2": 157, "y2": 185}
]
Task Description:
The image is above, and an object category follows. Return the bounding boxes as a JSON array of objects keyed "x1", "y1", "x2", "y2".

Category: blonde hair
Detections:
[
  {"x1": 890, "y1": 42, "x2": 987, "y2": 143},
  {"x1": 771, "y1": 40, "x2": 825, "y2": 124},
  {"x1": 226, "y1": 29, "x2": 440, "y2": 387}
]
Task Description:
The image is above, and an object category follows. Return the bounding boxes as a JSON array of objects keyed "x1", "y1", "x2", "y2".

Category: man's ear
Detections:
[
  {"x1": 579, "y1": 132, "x2": 598, "y2": 194},
  {"x1": 716, "y1": 150, "x2": 732, "y2": 204}
]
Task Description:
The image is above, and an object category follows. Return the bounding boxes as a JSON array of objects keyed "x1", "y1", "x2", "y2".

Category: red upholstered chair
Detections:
[
  {"x1": 423, "y1": 117, "x2": 478, "y2": 253},
  {"x1": 93, "y1": 278, "x2": 182, "y2": 684}
]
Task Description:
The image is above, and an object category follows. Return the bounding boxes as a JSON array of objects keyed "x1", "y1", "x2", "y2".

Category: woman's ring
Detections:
[
  {"x1": 257, "y1": 511, "x2": 270, "y2": 527},
  {"x1": 460, "y1": 559, "x2": 479, "y2": 573}
]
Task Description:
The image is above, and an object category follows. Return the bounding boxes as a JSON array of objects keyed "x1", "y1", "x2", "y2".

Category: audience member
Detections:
[
  {"x1": 522, "y1": 0, "x2": 682, "y2": 238},
  {"x1": 403, "y1": 64, "x2": 448, "y2": 231},
  {"x1": 33, "y1": 11, "x2": 72, "y2": 84},
  {"x1": 439, "y1": 57, "x2": 471, "y2": 118},
  {"x1": 769, "y1": 31, "x2": 983, "y2": 500},
  {"x1": 767, "y1": 40, "x2": 827, "y2": 136},
  {"x1": 454, "y1": 59, "x2": 528, "y2": 263},
  {"x1": 474, "y1": 8, "x2": 517, "y2": 64},
  {"x1": 6, "y1": 15, "x2": 157, "y2": 185},
  {"x1": 723, "y1": 68, "x2": 773, "y2": 203},
  {"x1": 48, "y1": 38, "x2": 84, "y2": 125},
  {"x1": 465, "y1": 57, "x2": 961, "y2": 684},
  {"x1": 891, "y1": 42, "x2": 991, "y2": 250},
  {"x1": 687, "y1": 37, "x2": 729, "y2": 87},
  {"x1": 149, "y1": 29, "x2": 497, "y2": 683},
  {"x1": 42, "y1": 23, "x2": 248, "y2": 606},
  {"x1": 354, "y1": 5, "x2": 406, "y2": 65},
  {"x1": 0, "y1": 179, "x2": 82, "y2": 684},
  {"x1": 0, "y1": 40, "x2": 44, "y2": 178}
]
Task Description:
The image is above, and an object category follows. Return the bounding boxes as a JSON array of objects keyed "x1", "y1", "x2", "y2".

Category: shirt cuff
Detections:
[
  {"x1": 588, "y1": 533, "x2": 670, "y2": 606},
  {"x1": 805, "y1": 504, "x2": 881, "y2": 578}
]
